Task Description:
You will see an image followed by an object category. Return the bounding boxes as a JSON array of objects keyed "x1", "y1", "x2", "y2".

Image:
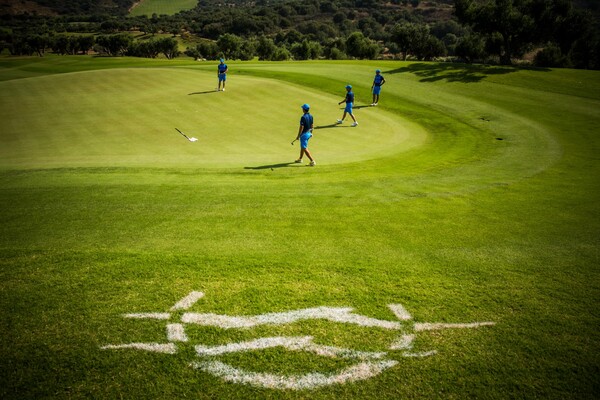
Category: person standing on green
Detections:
[
  {"x1": 294, "y1": 103, "x2": 316, "y2": 166},
  {"x1": 371, "y1": 69, "x2": 386, "y2": 106},
  {"x1": 337, "y1": 85, "x2": 358, "y2": 127},
  {"x1": 216, "y1": 58, "x2": 228, "y2": 91}
]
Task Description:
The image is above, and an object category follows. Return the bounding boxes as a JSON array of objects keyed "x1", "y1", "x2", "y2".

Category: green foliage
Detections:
[
  {"x1": 345, "y1": 31, "x2": 381, "y2": 59},
  {"x1": 455, "y1": 34, "x2": 487, "y2": 63},
  {"x1": 0, "y1": 0, "x2": 598, "y2": 67},
  {"x1": 454, "y1": 0, "x2": 599, "y2": 67},
  {"x1": 534, "y1": 42, "x2": 569, "y2": 67},
  {"x1": 96, "y1": 33, "x2": 133, "y2": 56}
]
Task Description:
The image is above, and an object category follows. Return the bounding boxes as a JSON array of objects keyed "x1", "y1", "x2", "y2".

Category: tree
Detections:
[
  {"x1": 345, "y1": 31, "x2": 380, "y2": 59},
  {"x1": 156, "y1": 37, "x2": 179, "y2": 59},
  {"x1": 390, "y1": 23, "x2": 445, "y2": 61},
  {"x1": 256, "y1": 36, "x2": 277, "y2": 61},
  {"x1": 217, "y1": 33, "x2": 242, "y2": 59},
  {"x1": 455, "y1": 0, "x2": 536, "y2": 64},
  {"x1": 272, "y1": 46, "x2": 291, "y2": 61},
  {"x1": 130, "y1": 40, "x2": 160, "y2": 58},
  {"x1": 96, "y1": 33, "x2": 133, "y2": 56},
  {"x1": 27, "y1": 34, "x2": 50, "y2": 57},
  {"x1": 455, "y1": 33, "x2": 487, "y2": 63},
  {"x1": 291, "y1": 39, "x2": 322, "y2": 60}
]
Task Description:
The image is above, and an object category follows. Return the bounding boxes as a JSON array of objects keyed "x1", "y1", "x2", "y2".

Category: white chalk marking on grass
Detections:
[
  {"x1": 167, "y1": 323, "x2": 188, "y2": 342},
  {"x1": 101, "y1": 343, "x2": 177, "y2": 354},
  {"x1": 403, "y1": 350, "x2": 437, "y2": 358},
  {"x1": 195, "y1": 336, "x2": 386, "y2": 360},
  {"x1": 171, "y1": 291, "x2": 204, "y2": 311},
  {"x1": 103, "y1": 291, "x2": 497, "y2": 390},
  {"x1": 390, "y1": 334, "x2": 414, "y2": 350},
  {"x1": 192, "y1": 359, "x2": 398, "y2": 390},
  {"x1": 414, "y1": 322, "x2": 496, "y2": 332},
  {"x1": 124, "y1": 312, "x2": 171, "y2": 320},
  {"x1": 388, "y1": 304, "x2": 412, "y2": 320},
  {"x1": 182, "y1": 307, "x2": 401, "y2": 330}
]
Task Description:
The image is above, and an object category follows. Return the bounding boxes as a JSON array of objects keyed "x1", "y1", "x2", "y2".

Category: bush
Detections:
[{"x1": 534, "y1": 43, "x2": 568, "y2": 68}]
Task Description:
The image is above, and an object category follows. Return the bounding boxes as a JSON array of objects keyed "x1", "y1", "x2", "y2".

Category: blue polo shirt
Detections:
[
  {"x1": 373, "y1": 74, "x2": 384, "y2": 86},
  {"x1": 345, "y1": 91, "x2": 354, "y2": 103},
  {"x1": 300, "y1": 113, "x2": 313, "y2": 133},
  {"x1": 218, "y1": 63, "x2": 227, "y2": 74}
]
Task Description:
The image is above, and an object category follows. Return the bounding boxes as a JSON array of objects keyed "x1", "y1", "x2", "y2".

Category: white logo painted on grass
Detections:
[{"x1": 102, "y1": 291, "x2": 495, "y2": 390}]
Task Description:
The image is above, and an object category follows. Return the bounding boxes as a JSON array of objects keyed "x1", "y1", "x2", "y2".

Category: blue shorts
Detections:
[
  {"x1": 345, "y1": 102, "x2": 353, "y2": 113},
  {"x1": 218, "y1": 73, "x2": 227, "y2": 82},
  {"x1": 373, "y1": 85, "x2": 381, "y2": 95},
  {"x1": 300, "y1": 132, "x2": 312, "y2": 149}
]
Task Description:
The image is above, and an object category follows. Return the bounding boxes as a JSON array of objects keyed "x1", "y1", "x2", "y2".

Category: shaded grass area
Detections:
[{"x1": 0, "y1": 57, "x2": 599, "y2": 398}]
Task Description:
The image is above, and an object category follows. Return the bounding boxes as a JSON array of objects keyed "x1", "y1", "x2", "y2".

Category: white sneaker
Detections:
[
  {"x1": 370, "y1": 103, "x2": 375, "y2": 106},
  {"x1": 351, "y1": 122, "x2": 358, "y2": 127},
  {"x1": 336, "y1": 119, "x2": 343, "y2": 124},
  {"x1": 295, "y1": 159, "x2": 303, "y2": 163},
  {"x1": 309, "y1": 160, "x2": 316, "y2": 166},
  {"x1": 374, "y1": 103, "x2": 378, "y2": 106}
]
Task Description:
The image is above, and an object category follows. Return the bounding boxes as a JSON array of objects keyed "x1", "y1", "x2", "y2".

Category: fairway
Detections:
[
  {"x1": 0, "y1": 57, "x2": 599, "y2": 399},
  {"x1": 129, "y1": 0, "x2": 198, "y2": 16}
]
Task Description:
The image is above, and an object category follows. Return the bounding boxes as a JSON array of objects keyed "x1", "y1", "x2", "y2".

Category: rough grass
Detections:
[{"x1": 0, "y1": 56, "x2": 598, "y2": 399}]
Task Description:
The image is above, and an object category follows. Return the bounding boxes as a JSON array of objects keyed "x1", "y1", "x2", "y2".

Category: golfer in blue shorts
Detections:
[
  {"x1": 371, "y1": 69, "x2": 386, "y2": 106},
  {"x1": 216, "y1": 58, "x2": 227, "y2": 91},
  {"x1": 295, "y1": 103, "x2": 316, "y2": 166},
  {"x1": 337, "y1": 85, "x2": 358, "y2": 127}
]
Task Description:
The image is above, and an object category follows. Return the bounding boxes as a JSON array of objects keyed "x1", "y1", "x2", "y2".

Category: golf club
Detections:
[{"x1": 175, "y1": 128, "x2": 198, "y2": 142}]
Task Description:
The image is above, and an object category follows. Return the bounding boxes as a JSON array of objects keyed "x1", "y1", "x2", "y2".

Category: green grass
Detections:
[
  {"x1": 0, "y1": 56, "x2": 599, "y2": 399},
  {"x1": 129, "y1": 0, "x2": 198, "y2": 16}
]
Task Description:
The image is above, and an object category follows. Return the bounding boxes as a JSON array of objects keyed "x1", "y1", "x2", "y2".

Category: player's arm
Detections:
[{"x1": 297, "y1": 121, "x2": 304, "y2": 139}]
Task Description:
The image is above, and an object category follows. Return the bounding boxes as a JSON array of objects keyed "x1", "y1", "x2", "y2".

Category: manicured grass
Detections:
[
  {"x1": 129, "y1": 0, "x2": 198, "y2": 16},
  {"x1": 0, "y1": 56, "x2": 598, "y2": 399}
]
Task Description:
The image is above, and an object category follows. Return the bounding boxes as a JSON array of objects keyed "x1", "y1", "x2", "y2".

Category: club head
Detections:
[{"x1": 189, "y1": 137, "x2": 198, "y2": 142}]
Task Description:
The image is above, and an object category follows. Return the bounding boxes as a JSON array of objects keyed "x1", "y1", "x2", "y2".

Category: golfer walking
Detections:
[
  {"x1": 295, "y1": 103, "x2": 316, "y2": 166},
  {"x1": 216, "y1": 58, "x2": 228, "y2": 91},
  {"x1": 371, "y1": 69, "x2": 386, "y2": 106},
  {"x1": 337, "y1": 85, "x2": 358, "y2": 127}
]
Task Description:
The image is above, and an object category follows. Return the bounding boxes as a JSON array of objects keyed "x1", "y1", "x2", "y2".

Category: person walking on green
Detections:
[
  {"x1": 294, "y1": 103, "x2": 316, "y2": 166},
  {"x1": 337, "y1": 85, "x2": 358, "y2": 127},
  {"x1": 371, "y1": 69, "x2": 386, "y2": 106}
]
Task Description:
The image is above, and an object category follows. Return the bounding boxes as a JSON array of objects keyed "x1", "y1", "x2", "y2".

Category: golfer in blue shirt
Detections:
[
  {"x1": 294, "y1": 103, "x2": 316, "y2": 166},
  {"x1": 371, "y1": 69, "x2": 386, "y2": 106},
  {"x1": 337, "y1": 85, "x2": 358, "y2": 127},
  {"x1": 217, "y1": 59, "x2": 228, "y2": 91}
]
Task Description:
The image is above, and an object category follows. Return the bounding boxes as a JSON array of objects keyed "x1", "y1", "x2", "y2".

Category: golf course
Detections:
[{"x1": 0, "y1": 56, "x2": 598, "y2": 399}]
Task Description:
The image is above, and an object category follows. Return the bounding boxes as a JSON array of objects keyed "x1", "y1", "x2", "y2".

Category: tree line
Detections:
[{"x1": 0, "y1": 0, "x2": 598, "y2": 69}]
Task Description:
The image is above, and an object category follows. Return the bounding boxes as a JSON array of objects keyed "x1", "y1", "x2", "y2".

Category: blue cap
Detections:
[
  {"x1": 301, "y1": 103, "x2": 310, "y2": 110},
  {"x1": 376, "y1": 69, "x2": 381, "y2": 73},
  {"x1": 345, "y1": 85, "x2": 352, "y2": 89},
  {"x1": 219, "y1": 58, "x2": 224, "y2": 62}
]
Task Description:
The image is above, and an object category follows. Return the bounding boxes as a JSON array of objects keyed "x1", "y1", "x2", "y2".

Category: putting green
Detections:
[{"x1": 0, "y1": 68, "x2": 427, "y2": 169}]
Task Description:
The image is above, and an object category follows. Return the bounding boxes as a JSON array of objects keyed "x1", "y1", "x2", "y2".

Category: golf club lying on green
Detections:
[{"x1": 175, "y1": 128, "x2": 198, "y2": 142}]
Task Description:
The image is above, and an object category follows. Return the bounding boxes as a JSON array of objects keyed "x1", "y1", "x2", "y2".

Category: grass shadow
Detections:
[
  {"x1": 188, "y1": 90, "x2": 218, "y2": 95},
  {"x1": 244, "y1": 162, "x2": 296, "y2": 170},
  {"x1": 314, "y1": 124, "x2": 339, "y2": 130},
  {"x1": 384, "y1": 63, "x2": 550, "y2": 83}
]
